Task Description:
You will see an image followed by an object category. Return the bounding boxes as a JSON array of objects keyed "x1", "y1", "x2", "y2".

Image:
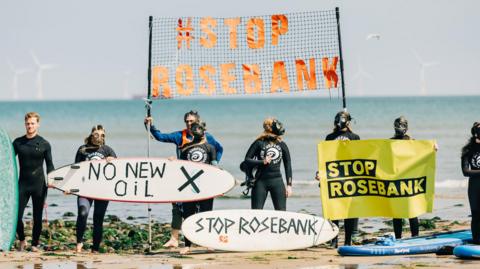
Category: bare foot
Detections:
[
  {"x1": 179, "y1": 247, "x2": 190, "y2": 255},
  {"x1": 31, "y1": 246, "x2": 40, "y2": 252},
  {"x1": 75, "y1": 243, "x2": 83, "y2": 253},
  {"x1": 163, "y1": 238, "x2": 179, "y2": 248},
  {"x1": 17, "y1": 240, "x2": 26, "y2": 252}
]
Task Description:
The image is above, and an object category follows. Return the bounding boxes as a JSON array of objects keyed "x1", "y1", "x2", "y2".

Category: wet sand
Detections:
[{"x1": 2, "y1": 244, "x2": 480, "y2": 269}]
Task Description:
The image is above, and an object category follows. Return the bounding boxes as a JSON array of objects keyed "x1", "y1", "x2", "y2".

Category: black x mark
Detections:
[{"x1": 178, "y1": 166, "x2": 204, "y2": 193}]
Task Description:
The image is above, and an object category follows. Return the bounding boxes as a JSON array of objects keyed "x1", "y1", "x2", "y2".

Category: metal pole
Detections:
[
  {"x1": 146, "y1": 15, "x2": 153, "y2": 253},
  {"x1": 335, "y1": 7, "x2": 347, "y2": 111}
]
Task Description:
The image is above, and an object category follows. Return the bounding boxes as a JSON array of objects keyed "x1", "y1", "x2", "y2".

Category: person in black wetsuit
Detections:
[
  {"x1": 461, "y1": 122, "x2": 480, "y2": 244},
  {"x1": 73, "y1": 125, "x2": 116, "y2": 253},
  {"x1": 244, "y1": 117, "x2": 292, "y2": 211},
  {"x1": 178, "y1": 122, "x2": 217, "y2": 254},
  {"x1": 13, "y1": 112, "x2": 54, "y2": 252},
  {"x1": 390, "y1": 116, "x2": 420, "y2": 239},
  {"x1": 316, "y1": 111, "x2": 360, "y2": 247}
]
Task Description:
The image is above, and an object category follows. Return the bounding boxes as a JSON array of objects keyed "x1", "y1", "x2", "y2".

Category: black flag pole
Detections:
[
  {"x1": 335, "y1": 7, "x2": 347, "y2": 111},
  {"x1": 145, "y1": 15, "x2": 153, "y2": 253}
]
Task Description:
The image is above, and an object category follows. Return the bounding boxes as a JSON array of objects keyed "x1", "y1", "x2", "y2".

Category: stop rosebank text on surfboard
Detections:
[
  {"x1": 88, "y1": 161, "x2": 200, "y2": 197},
  {"x1": 194, "y1": 216, "x2": 319, "y2": 236}
]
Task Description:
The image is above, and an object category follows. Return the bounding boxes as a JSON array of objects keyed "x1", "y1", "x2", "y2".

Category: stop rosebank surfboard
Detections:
[
  {"x1": 0, "y1": 129, "x2": 18, "y2": 252},
  {"x1": 181, "y1": 209, "x2": 339, "y2": 251},
  {"x1": 338, "y1": 230, "x2": 471, "y2": 256},
  {"x1": 453, "y1": 245, "x2": 480, "y2": 259},
  {"x1": 47, "y1": 158, "x2": 235, "y2": 202}
]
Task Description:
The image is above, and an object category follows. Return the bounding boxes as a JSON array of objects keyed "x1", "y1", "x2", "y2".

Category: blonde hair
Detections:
[
  {"x1": 256, "y1": 117, "x2": 282, "y2": 143},
  {"x1": 24, "y1": 112, "x2": 40, "y2": 123}
]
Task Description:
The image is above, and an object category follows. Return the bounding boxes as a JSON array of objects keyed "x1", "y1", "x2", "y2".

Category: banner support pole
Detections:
[
  {"x1": 335, "y1": 7, "x2": 347, "y2": 111},
  {"x1": 145, "y1": 15, "x2": 153, "y2": 253}
]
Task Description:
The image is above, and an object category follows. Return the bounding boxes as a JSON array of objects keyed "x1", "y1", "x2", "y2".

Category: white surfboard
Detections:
[
  {"x1": 47, "y1": 158, "x2": 235, "y2": 203},
  {"x1": 182, "y1": 209, "x2": 339, "y2": 251}
]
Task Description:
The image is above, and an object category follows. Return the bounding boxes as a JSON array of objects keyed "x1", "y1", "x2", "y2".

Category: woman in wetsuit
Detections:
[
  {"x1": 178, "y1": 122, "x2": 217, "y2": 254},
  {"x1": 390, "y1": 116, "x2": 420, "y2": 239},
  {"x1": 13, "y1": 112, "x2": 54, "y2": 252},
  {"x1": 244, "y1": 117, "x2": 292, "y2": 211},
  {"x1": 74, "y1": 125, "x2": 116, "y2": 253},
  {"x1": 461, "y1": 122, "x2": 480, "y2": 244}
]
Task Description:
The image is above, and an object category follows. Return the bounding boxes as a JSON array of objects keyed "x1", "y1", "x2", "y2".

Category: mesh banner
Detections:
[{"x1": 150, "y1": 10, "x2": 342, "y2": 98}]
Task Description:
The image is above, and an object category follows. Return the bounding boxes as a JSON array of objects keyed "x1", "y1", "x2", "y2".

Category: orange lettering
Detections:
[
  {"x1": 295, "y1": 58, "x2": 317, "y2": 90},
  {"x1": 322, "y1": 57, "x2": 339, "y2": 89},
  {"x1": 199, "y1": 65, "x2": 217, "y2": 95},
  {"x1": 200, "y1": 17, "x2": 217, "y2": 48},
  {"x1": 270, "y1": 61, "x2": 290, "y2": 93},
  {"x1": 242, "y1": 64, "x2": 262, "y2": 94},
  {"x1": 151, "y1": 66, "x2": 171, "y2": 98},
  {"x1": 220, "y1": 63, "x2": 237, "y2": 94},
  {"x1": 224, "y1": 18, "x2": 241, "y2": 49},
  {"x1": 175, "y1": 64, "x2": 194, "y2": 96},
  {"x1": 271, "y1": 15, "x2": 288, "y2": 46},
  {"x1": 247, "y1": 18, "x2": 265, "y2": 49}
]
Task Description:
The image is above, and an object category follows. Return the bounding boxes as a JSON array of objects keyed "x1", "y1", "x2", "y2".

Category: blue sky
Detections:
[{"x1": 0, "y1": 0, "x2": 478, "y2": 100}]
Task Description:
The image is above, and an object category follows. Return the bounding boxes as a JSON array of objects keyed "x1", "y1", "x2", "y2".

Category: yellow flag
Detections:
[{"x1": 317, "y1": 139, "x2": 435, "y2": 220}]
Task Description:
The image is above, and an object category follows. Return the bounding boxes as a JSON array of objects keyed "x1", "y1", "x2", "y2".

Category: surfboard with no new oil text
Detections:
[{"x1": 47, "y1": 158, "x2": 235, "y2": 203}]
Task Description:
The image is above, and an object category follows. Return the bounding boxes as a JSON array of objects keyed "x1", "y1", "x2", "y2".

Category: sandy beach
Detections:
[
  {"x1": 2, "y1": 238, "x2": 480, "y2": 269},
  {"x1": 1, "y1": 215, "x2": 477, "y2": 269}
]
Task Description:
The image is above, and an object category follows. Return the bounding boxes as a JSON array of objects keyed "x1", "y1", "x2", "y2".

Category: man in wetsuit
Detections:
[
  {"x1": 13, "y1": 112, "x2": 54, "y2": 252},
  {"x1": 144, "y1": 110, "x2": 223, "y2": 247}
]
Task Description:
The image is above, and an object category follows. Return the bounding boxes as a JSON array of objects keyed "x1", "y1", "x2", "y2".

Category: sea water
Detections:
[{"x1": 0, "y1": 96, "x2": 477, "y2": 224}]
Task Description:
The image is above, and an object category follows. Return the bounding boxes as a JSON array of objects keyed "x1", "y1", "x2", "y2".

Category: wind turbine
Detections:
[
  {"x1": 352, "y1": 56, "x2": 373, "y2": 96},
  {"x1": 30, "y1": 50, "x2": 57, "y2": 100},
  {"x1": 7, "y1": 60, "x2": 29, "y2": 100},
  {"x1": 411, "y1": 49, "x2": 439, "y2": 96}
]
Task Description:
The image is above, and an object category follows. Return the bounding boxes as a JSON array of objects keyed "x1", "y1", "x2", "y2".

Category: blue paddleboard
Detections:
[
  {"x1": 454, "y1": 245, "x2": 480, "y2": 259},
  {"x1": 0, "y1": 129, "x2": 18, "y2": 251},
  {"x1": 338, "y1": 230, "x2": 471, "y2": 256}
]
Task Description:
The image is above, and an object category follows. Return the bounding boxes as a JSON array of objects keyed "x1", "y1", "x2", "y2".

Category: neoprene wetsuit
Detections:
[
  {"x1": 462, "y1": 142, "x2": 480, "y2": 244},
  {"x1": 179, "y1": 142, "x2": 216, "y2": 247},
  {"x1": 13, "y1": 135, "x2": 54, "y2": 247},
  {"x1": 244, "y1": 138, "x2": 292, "y2": 211},
  {"x1": 74, "y1": 144, "x2": 116, "y2": 251},
  {"x1": 149, "y1": 125, "x2": 223, "y2": 230},
  {"x1": 391, "y1": 134, "x2": 419, "y2": 239},
  {"x1": 325, "y1": 130, "x2": 360, "y2": 246}
]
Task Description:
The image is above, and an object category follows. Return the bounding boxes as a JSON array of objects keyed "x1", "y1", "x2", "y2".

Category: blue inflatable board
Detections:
[
  {"x1": 454, "y1": 245, "x2": 480, "y2": 259},
  {"x1": 338, "y1": 230, "x2": 471, "y2": 256}
]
